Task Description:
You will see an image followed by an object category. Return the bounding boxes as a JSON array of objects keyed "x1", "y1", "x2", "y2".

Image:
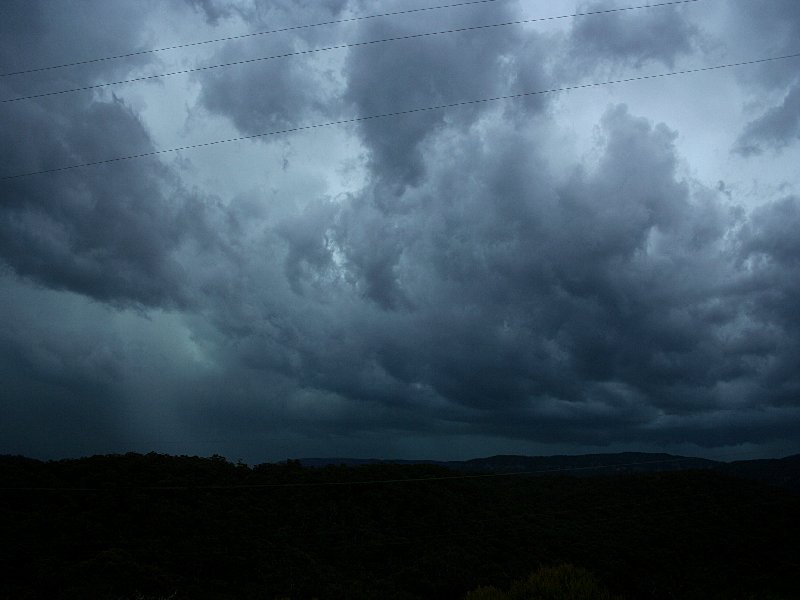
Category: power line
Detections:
[
  {"x1": 0, "y1": 0, "x2": 514, "y2": 78},
  {"x1": 4, "y1": 51, "x2": 799, "y2": 182},
  {"x1": 1, "y1": 0, "x2": 704, "y2": 104}
]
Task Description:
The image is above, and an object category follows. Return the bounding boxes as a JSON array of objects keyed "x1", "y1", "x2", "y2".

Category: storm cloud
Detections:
[
  {"x1": 728, "y1": 0, "x2": 800, "y2": 155},
  {"x1": 1, "y1": 0, "x2": 799, "y2": 462},
  {"x1": 568, "y1": 0, "x2": 700, "y2": 70}
]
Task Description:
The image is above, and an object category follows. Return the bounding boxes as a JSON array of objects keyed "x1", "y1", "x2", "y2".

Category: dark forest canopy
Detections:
[{"x1": 1, "y1": 452, "x2": 798, "y2": 599}]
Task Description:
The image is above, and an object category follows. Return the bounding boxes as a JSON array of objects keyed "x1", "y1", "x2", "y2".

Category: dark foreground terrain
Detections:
[{"x1": 1, "y1": 452, "x2": 798, "y2": 599}]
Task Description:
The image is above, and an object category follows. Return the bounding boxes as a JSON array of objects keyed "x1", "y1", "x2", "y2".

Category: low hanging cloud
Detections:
[{"x1": 322, "y1": 103, "x2": 799, "y2": 448}]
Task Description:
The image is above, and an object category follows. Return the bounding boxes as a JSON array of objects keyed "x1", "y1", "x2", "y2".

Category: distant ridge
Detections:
[
  {"x1": 2, "y1": 451, "x2": 796, "y2": 491},
  {"x1": 298, "y1": 452, "x2": 800, "y2": 491},
  {"x1": 298, "y1": 452, "x2": 718, "y2": 475},
  {"x1": 456, "y1": 452, "x2": 719, "y2": 474},
  {"x1": 719, "y1": 454, "x2": 800, "y2": 492},
  {"x1": 1, "y1": 450, "x2": 798, "y2": 598}
]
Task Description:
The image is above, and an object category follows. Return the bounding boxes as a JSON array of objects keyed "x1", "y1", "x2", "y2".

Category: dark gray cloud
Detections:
[
  {"x1": 181, "y1": 100, "x2": 800, "y2": 455},
  {"x1": 320, "y1": 105, "x2": 776, "y2": 441},
  {"x1": 193, "y1": 0, "x2": 552, "y2": 191},
  {"x1": 726, "y1": 0, "x2": 800, "y2": 155},
  {"x1": 0, "y1": 1, "x2": 234, "y2": 308},
  {"x1": 725, "y1": 0, "x2": 800, "y2": 88},
  {"x1": 343, "y1": 2, "x2": 551, "y2": 190},
  {"x1": 0, "y1": 97, "x2": 202, "y2": 307},
  {"x1": 568, "y1": 0, "x2": 700, "y2": 71},
  {"x1": 184, "y1": 0, "x2": 239, "y2": 25},
  {"x1": 1, "y1": 0, "x2": 799, "y2": 461},
  {"x1": 735, "y1": 83, "x2": 800, "y2": 155},
  {"x1": 192, "y1": 0, "x2": 349, "y2": 134},
  {"x1": 0, "y1": 1, "x2": 149, "y2": 74}
]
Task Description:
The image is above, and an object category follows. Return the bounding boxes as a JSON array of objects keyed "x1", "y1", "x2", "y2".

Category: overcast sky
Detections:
[{"x1": 2, "y1": 0, "x2": 800, "y2": 463}]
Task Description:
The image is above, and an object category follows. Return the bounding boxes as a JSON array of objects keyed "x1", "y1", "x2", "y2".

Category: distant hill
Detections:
[
  {"x1": 298, "y1": 452, "x2": 718, "y2": 474},
  {"x1": 719, "y1": 454, "x2": 800, "y2": 492},
  {"x1": 297, "y1": 456, "x2": 445, "y2": 468},
  {"x1": 299, "y1": 451, "x2": 800, "y2": 491},
  {"x1": 2, "y1": 451, "x2": 798, "y2": 599},
  {"x1": 448, "y1": 452, "x2": 719, "y2": 475}
]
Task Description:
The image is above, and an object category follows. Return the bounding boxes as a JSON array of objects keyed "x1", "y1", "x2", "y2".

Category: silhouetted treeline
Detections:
[{"x1": 1, "y1": 452, "x2": 798, "y2": 599}]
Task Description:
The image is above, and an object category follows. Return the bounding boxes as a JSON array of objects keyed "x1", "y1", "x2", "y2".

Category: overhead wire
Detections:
[
  {"x1": 0, "y1": 4, "x2": 795, "y2": 562},
  {"x1": 3, "y1": 50, "x2": 800, "y2": 181},
  {"x1": 0, "y1": 0, "x2": 516, "y2": 78},
  {"x1": 1, "y1": 0, "x2": 705, "y2": 104},
  {"x1": 0, "y1": 6, "x2": 795, "y2": 480}
]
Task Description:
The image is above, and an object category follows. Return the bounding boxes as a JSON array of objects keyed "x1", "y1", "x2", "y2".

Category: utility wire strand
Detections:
[
  {"x1": 0, "y1": 455, "x2": 739, "y2": 491},
  {"x1": 1, "y1": 0, "x2": 704, "y2": 104},
  {"x1": 4, "y1": 51, "x2": 799, "y2": 182},
  {"x1": 0, "y1": 0, "x2": 513, "y2": 78}
]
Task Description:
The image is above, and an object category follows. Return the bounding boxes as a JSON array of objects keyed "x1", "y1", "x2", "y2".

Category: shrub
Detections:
[{"x1": 465, "y1": 564, "x2": 618, "y2": 600}]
